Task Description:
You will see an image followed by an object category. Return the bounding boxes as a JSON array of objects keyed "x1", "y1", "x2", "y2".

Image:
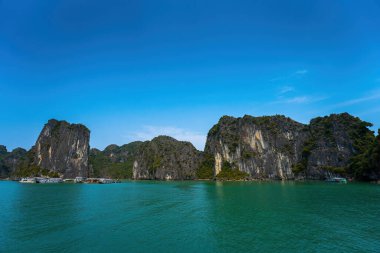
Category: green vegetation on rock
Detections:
[
  {"x1": 89, "y1": 142, "x2": 142, "y2": 179},
  {"x1": 216, "y1": 161, "x2": 249, "y2": 180},
  {"x1": 349, "y1": 129, "x2": 380, "y2": 180},
  {"x1": 196, "y1": 154, "x2": 214, "y2": 179}
]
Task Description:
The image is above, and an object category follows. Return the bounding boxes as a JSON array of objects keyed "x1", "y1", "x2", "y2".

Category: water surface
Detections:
[{"x1": 1, "y1": 181, "x2": 379, "y2": 252}]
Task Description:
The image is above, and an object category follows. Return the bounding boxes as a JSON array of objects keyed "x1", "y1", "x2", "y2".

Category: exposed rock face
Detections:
[
  {"x1": 0, "y1": 146, "x2": 27, "y2": 178},
  {"x1": 205, "y1": 113, "x2": 375, "y2": 180},
  {"x1": 33, "y1": 119, "x2": 90, "y2": 178},
  {"x1": 205, "y1": 115, "x2": 308, "y2": 179},
  {"x1": 89, "y1": 141, "x2": 143, "y2": 178},
  {"x1": 0, "y1": 145, "x2": 10, "y2": 178},
  {"x1": 301, "y1": 113, "x2": 374, "y2": 179},
  {"x1": 133, "y1": 136, "x2": 202, "y2": 180}
]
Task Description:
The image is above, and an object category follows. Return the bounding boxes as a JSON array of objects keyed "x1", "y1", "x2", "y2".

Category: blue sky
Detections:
[{"x1": 1, "y1": 0, "x2": 380, "y2": 151}]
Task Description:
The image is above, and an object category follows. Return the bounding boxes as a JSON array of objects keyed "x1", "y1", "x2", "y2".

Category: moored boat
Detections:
[
  {"x1": 19, "y1": 177, "x2": 37, "y2": 184},
  {"x1": 35, "y1": 177, "x2": 63, "y2": 183},
  {"x1": 99, "y1": 178, "x2": 114, "y2": 184},
  {"x1": 326, "y1": 177, "x2": 347, "y2": 183},
  {"x1": 74, "y1": 177, "x2": 87, "y2": 183},
  {"x1": 46, "y1": 178, "x2": 63, "y2": 183}
]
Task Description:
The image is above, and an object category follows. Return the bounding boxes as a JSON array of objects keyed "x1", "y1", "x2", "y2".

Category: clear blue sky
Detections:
[{"x1": 1, "y1": 0, "x2": 380, "y2": 151}]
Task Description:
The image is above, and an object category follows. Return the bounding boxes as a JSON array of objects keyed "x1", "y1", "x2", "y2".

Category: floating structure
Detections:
[
  {"x1": 19, "y1": 177, "x2": 37, "y2": 183},
  {"x1": 83, "y1": 178, "x2": 118, "y2": 184},
  {"x1": 74, "y1": 177, "x2": 86, "y2": 183},
  {"x1": 19, "y1": 177, "x2": 63, "y2": 184},
  {"x1": 99, "y1": 178, "x2": 114, "y2": 184},
  {"x1": 326, "y1": 177, "x2": 347, "y2": 183},
  {"x1": 45, "y1": 178, "x2": 63, "y2": 183},
  {"x1": 19, "y1": 177, "x2": 118, "y2": 184}
]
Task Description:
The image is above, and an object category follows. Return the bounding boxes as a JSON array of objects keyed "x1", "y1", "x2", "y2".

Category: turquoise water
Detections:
[{"x1": 1, "y1": 181, "x2": 379, "y2": 253}]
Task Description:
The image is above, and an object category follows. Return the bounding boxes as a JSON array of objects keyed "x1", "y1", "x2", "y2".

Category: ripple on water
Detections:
[{"x1": 0, "y1": 181, "x2": 379, "y2": 253}]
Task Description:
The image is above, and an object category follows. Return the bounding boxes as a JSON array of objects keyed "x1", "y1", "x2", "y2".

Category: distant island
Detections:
[{"x1": 1, "y1": 113, "x2": 379, "y2": 181}]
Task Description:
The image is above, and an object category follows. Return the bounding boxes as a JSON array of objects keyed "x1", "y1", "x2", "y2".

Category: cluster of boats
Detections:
[
  {"x1": 19, "y1": 177, "x2": 119, "y2": 184},
  {"x1": 325, "y1": 177, "x2": 347, "y2": 183}
]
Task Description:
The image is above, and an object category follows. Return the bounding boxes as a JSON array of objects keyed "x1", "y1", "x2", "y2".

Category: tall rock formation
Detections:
[
  {"x1": 205, "y1": 113, "x2": 375, "y2": 180},
  {"x1": 205, "y1": 115, "x2": 308, "y2": 179},
  {"x1": 33, "y1": 119, "x2": 90, "y2": 178},
  {"x1": 297, "y1": 113, "x2": 375, "y2": 179},
  {"x1": 0, "y1": 145, "x2": 10, "y2": 178},
  {"x1": 0, "y1": 146, "x2": 27, "y2": 178},
  {"x1": 133, "y1": 136, "x2": 202, "y2": 180}
]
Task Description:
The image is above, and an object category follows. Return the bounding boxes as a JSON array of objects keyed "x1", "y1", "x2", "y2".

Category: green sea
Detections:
[{"x1": 1, "y1": 181, "x2": 379, "y2": 252}]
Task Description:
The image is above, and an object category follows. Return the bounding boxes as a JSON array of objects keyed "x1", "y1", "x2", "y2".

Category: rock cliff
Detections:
[
  {"x1": 133, "y1": 136, "x2": 202, "y2": 180},
  {"x1": 205, "y1": 113, "x2": 376, "y2": 180},
  {"x1": 33, "y1": 119, "x2": 90, "y2": 178},
  {"x1": 1, "y1": 113, "x2": 378, "y2": 181},
  {"x1": 0, "y1": 146, "x2": 27, "y2": 178},
  {"x1": 296, "y1": 113, "x2": 375, "y2": 179},
  {"x1": 205, "y1": 115, "x2": 308, "y2": 179}
]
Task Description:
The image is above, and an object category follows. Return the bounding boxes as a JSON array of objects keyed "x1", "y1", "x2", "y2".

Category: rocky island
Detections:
[{"x1": 1, "y1": 113, "x2": 379, "y2": 181}]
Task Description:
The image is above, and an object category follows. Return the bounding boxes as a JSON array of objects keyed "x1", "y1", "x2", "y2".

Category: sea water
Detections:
[{"x1": 1, "y1": 181, "x2": 379, "y2": 252}]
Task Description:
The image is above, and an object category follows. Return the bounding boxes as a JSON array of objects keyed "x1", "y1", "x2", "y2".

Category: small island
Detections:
[{"x1": 1, "y1": 113, "x2": 379, "y2": 183}]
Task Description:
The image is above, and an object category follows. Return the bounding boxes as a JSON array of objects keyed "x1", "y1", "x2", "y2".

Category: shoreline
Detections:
[{"x1": 1, "y1": 177, "x2": 379, "y2": 184}]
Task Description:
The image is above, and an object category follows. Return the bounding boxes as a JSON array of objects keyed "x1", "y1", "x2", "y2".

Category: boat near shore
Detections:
[
  {"x1": 325, "y1": 177, "x2": 347, "y2": 183},
  {"x1": 18, "y1": 176, "x2": 119, "y2": 184},
  {"x1": 84, "y1": 178, "x2": 118, "y2": 184},
  {"x1": 19, "y1": 177, "x2": 64, "y2": 184},
  {"x1": 19, "y1": 177, "x2": 37, "y2": 183}
]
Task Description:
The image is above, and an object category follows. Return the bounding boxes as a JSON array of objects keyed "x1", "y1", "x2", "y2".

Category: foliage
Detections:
[
  {"x1": 292, "y1": 139, "x2": 316, "y2": 174},
  {"x1": 89, "y1": 153, "x2": 134, "y2": 179},
  {"x1": 349, "y1": 129, "x2": 380, "y2": 180},
  {"x1": 91, "y1": 141, "x2": 143, "y2": 179},
  {"x1": 216, "y1": 160, "x2": 249, "y2": 180},
  {"x1": 196, "y1": 154, "x2": 214, "y2": 179},
  {"x1": 208, "y1": 124, "x2": 220, "y2": 136},
  {"x1": 321, "y1": 166, "x2": 346, "y2": 174},
  {"x1": 292, "y1": 162, "x2": 307, "y2": 174},
  {"x1": 242, "y1": 150, "x2": 256, "y2": 159}
]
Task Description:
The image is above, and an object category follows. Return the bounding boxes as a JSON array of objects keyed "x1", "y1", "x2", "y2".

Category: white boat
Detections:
[
  {"x1": 35, "y1": 177, "x2": 49, "y2": 183},
  {"x1": 74, "y1": 177, "x2": 86, "y2": 183},
  {"x1": 99, "y1": 178, "x2": 114, "y2": 184},
  {"x1": 46, "y1": 178, "x2": 63, "y2": 183},
  {"x1": 19, "y1": 177, "x2": 36, "y2": 184},
  {"x1": 326, "y1": 177, "x2": 347, "y2": 183}
]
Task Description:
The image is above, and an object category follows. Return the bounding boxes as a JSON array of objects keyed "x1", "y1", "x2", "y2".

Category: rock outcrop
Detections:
[
  {"x1": 0, "y1": 146, "x2": 27, "y2": 178},
  {"x1": 133, "y1": 136, "x2": 202, "y2": 180},
  {"x1": 1, "y1": 113, "x2": 378, "y2": 181},
  {"x1": 33, "y1": 119, "x2": 90, "y2": 178},
  {"x1": 205, "y1": 115, "x2": 309, "y2": 179},
  {"x1": 298, "y1": 113, "x2": 374, "y2": 179},
  {"x1": 205, "y1": 113, "x2": 375, "y2": 180},
  {"x1": 0, "y1": 145, "x2": 10, "y2": 178},
  {"x1": 89, "y1": 141, "x2": 143, "y2": 178}
]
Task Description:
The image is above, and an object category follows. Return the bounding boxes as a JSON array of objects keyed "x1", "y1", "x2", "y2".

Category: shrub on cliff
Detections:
[{"x1": 196, "y1": 154, "x2": 214, "y2": 179}]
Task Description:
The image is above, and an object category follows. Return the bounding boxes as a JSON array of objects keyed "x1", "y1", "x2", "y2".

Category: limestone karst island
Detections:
[{"x1": 1, "y1": 113, "x2": 379, "y2": 182}]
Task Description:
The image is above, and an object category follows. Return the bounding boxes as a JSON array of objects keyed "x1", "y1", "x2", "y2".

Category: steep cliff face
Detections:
[
  {"x1": 0, "y1": 145, "x2": 10, "y2": 178},
  {"x1": 133, "y1": 136, "x2": 202, "y2": 180},
  {"x1": 89, "y1": 141, "x2": 143, "y2": 178},
  {"x1": 205, "y1": 113, "x2": 376, "y2": 180},
  {"x1": 0, "y1": 146, "x2": 27, "y2": 178},
  {"x1": 33, "y1": 119, "x2": 90, "y2": 178},
  {"x1": 297, "y1": 113, "x2": 375, "y2": 179},
  {"x1": 205, "y1": 115, "x2": 308, "y2": 179}
]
